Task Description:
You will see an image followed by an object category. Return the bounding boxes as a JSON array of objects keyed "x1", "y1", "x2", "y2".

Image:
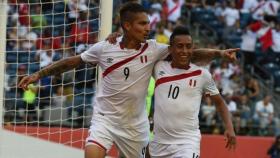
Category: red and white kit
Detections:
[
  {"x1": 150, "y1": 61, "x2": 219, "y2": 158},
  {"x1": 81, "y1": 39, "x2": 168, "y2": 157}
]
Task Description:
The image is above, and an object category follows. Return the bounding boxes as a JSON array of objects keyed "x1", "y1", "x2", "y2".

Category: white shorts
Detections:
[
  {"x1": 149, "y1": 141, "x2": 200, "y2": 158},
  {"x1": 86, "y1": 114, "x2": 149, "y2": 158}
]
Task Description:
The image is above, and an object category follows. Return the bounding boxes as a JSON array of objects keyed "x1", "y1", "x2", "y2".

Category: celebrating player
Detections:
[
  {"x1": 19, "y1": 2, "x2": 238, "y2": 158},
  {"x1": 149, "y1": 26, "x2": 236, "y2": 158}
]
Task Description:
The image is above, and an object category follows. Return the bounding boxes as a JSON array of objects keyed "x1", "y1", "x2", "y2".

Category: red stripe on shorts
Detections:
[{"x1": 87, "y1": 140, "x2": 107, "y2": 151}]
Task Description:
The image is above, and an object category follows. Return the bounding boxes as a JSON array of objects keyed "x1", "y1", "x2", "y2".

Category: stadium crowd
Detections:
[{"x1": 3, "y1": 0, "x2": 280, "y2": 137}]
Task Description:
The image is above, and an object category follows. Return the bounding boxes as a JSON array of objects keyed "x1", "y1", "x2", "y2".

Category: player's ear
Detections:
[{"x1": 123, "y1": 21, "x2": 131, "y2": 31}]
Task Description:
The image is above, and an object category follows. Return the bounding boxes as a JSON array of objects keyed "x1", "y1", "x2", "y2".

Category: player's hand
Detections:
[
  {"x1": 18, "y1": 73, "x2": 40, "y2": 91},
  {"x1": 224, "y1": 129, "x2": 236, "y2": 150},
  {"x1": 106, "y1": 32, "x2": 122, "y2": 44},
  {"x1": 219, "y1": 48, "x2": 240, "y2": 62}
]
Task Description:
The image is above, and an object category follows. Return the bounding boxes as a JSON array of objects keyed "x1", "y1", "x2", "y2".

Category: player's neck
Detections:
[
  {"x1": 171, "y1": 62, "x2": 191, "y2": 70},
  {"x1": 121, "y1": 36, "x2": 141, "y2": 50}
]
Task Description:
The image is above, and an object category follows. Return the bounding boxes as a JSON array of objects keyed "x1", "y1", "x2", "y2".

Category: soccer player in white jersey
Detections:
[
  {"x1": 19, "y1": 2, "x2": 238, "y2": 158},
  {"x1": 149, "y1": 26, "x2": 236, "y2": 158}
]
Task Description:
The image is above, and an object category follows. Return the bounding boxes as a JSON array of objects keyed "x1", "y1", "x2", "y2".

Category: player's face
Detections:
[
  {"x1": 125, "y1": 12, "x2": 150, "y2": 43},
  {"x1": 169, "y1": 35, "x2": 193, "y2": 68}
]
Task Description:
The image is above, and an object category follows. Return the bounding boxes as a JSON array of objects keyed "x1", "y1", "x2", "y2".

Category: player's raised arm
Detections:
[
  {"x1": 210, "y1": 94, "x2": 236, "y2": 150},
  {"x1": 191, "y1": 48, "x2": 240, "y2": 65},
  {"x1": 18, "y1": 55, "x2": 84, "y2": 90}
]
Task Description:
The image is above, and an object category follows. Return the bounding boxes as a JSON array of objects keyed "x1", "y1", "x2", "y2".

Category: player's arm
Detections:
[
  {"x1": 210, "y1": 94, "x2": 236, "y2": 150},
  {"x1": 191, "y1": 48, "x2": 239, "y2": 65},
  {"x1": 19, "y1": 55, "x2": 84, "y2": 90}
]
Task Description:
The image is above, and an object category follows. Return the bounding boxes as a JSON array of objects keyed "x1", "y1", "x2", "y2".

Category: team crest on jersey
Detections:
[
  {"x1": 106, "y1": 57, "x2": 114, "y2": 63},
  {"x1": 140, "y1": 55, "x2": 148, "y2": 63},
  {"x1": 159, "y1": 71, "x2": 165, "y2": 76},
  {"x1": 189, "y1": 79, "x2": 197, "y2": 87}
]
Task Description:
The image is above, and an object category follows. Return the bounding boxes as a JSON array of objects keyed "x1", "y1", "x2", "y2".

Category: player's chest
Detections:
[
  {"x1": 100, "y1": 49, "x2": 157, "y2": 80},
  {"x1": 156, "y1": 72, "x2": 204, "y2": 99},
  {"x1": 102, "y1": 49, "x2": 156, "y2": 65}
]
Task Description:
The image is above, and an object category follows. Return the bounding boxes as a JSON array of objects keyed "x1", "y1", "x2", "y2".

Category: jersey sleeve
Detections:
[
  {"x1": 80, "y1": 41, "x2": 105, "y2": 64},
  {"x1": 153, "y1": 40, "x2": 169, "y2": 61},
  {"x1": 152, "y1": 60, "x2": 164, "y2": 79},
  {"x1": 202, "y1": 69, "x2": 220, "y2": 96}
]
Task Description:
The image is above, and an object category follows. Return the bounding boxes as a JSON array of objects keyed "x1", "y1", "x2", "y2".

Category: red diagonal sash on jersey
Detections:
[
  {"x1": 102, "y1": 43, "x2": 148, "y2": 77},
  {"x1": 150, "y1": 16, "x2": 158, "y2": 29},
  {"x1": 168, "y1": 1, "x2": 180, "y2": 16},
  {"x1": 155, "y1": 70, "x2": 202, "y2": 88},
  {"x1": 252, "y1": 1, "x2": 265, "y2": 13}
]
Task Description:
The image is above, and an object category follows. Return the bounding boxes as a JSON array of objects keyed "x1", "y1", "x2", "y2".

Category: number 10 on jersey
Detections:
[{"x1": 168, "y1": 84, "x2": 179, "y2": 99}]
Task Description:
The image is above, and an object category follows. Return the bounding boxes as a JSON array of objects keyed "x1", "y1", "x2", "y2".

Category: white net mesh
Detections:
[{"x1": 3, "y1": 0, "x2": 100, "y2": 149}]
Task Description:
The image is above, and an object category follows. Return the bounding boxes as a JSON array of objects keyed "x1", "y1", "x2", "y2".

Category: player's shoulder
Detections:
[
  {"x1": 87, "y1": 40, "x2": 107, "y2": 49},
  {"x1": 146, "y1": 39, "x2": 157, "y2": 44},
  {"x1": 190, "y1": 63, "x2": 212, "y2": 77},
  {"x1": 155, "y1": 60, "x2": 169, "y2": 68},
  {"x1": 146, "y1": 39, "x2": 168, "y2": 48}
]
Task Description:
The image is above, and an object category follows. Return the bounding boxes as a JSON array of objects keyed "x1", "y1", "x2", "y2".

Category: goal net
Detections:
[{"x1": 0, "y1": 0, "x2": 114, "y2": 157}]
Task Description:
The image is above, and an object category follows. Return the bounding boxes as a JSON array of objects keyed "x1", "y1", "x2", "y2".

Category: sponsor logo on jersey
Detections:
[
  {"x1": 159, "y1": 71, "x2": 165, "y2": 76},
  {"x1": 106, "y1": 58, "x2": 114, "y2": 63}
]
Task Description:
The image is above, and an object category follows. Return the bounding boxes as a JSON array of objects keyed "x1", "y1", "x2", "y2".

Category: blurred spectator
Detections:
[
  {"x1": 165, "y1": 0, "x2": 185, "y2": 23},
  {"x1": 221, "y1": 1, "x2": 240, "y2": 39},
  {"x1": 272, "y1": 23, "x2": 280, "y2": 53},
  {"x1": 241, "y1": 0, "x2": 258, "y2": 14},
  {"x1": 251, "y1": 0, "x2": 266, "y2": 21},
  {"x1": 214, "y1": 1, "x2": 226, "y2": 18},
  {"x1": 201, "y1": 96, "x2": 216, "y2": 128},
  {"x1": 18, "y1": 2, "x2": 30, "y2": 26},
  {"x1": 247, "y1": 19, "x2": 273, "y2": 51},
  {"x1": 36, "y1": 27, "x2": 62, "y2": 50},
  {"x1": 155, "y1": 23, "x2": 169, "y2": 44},
  {"x1": 213, "y1": 60, "x2": 235, "y2": 95},
  {"x1": 202, "y1": 0, "x2": 216, "y2": 9},
  {"x1": 225, "y1": 94, "x2": 238, "y2": 118},
  {"x1": 149, "y1": 3, "x2": 162, "y2": 33},
  {"x1": 254, "y1": 94, "x2": 274, "y2": 135},
  {"x1": 7, "y1": 26, "x2": 20, "y2": 51},
  {"x1": 238, "y1": 95, "x2": 252, "y2": 134},
  {"x1": 30, "y1": 4, "x2": 47, "y2": 31},
  {"x1": 69, "y1": 11, "x2": 97, "y2": 45},
  {"x1": 67, "y1": 0, "x2": 88, "y2": 22},
  {"x1": 51, "y1": 86, "x2": 67, "y2": 107},
  {"x1": 35, "y1": 44, "x2": 56, "y2": 68},
  {"x1": 241, "y1": 27, "x2": 257, "y2": 65},
  {"x1": 164, "y1": 21, "x2": 174, "y2": 38},
  {"x1": 244, "y1": 76, "x2": 260, "y2": 102},
  {"x1": 21, "y1": 27, "x2": 38, "y2": 51},
  {"x1": 263, "y1": 0, "x2": 280, "y2": 17},
  {"x1": 267, "y1": 135, "x2": 280, "y2": 158}
]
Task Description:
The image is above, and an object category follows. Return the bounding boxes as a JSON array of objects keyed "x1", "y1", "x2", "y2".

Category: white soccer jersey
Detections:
[
  {"x1": 152, "y1": 61, "x2": 219, "y2": 144},
  {"x1": 81, "y1": 39, "x2": 168, "y2": 131}
]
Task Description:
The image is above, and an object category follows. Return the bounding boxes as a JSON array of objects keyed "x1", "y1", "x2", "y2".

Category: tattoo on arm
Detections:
[
  {"x1": 37, "y1": 55, "x2": 83, "y2": 78},
  {"x1": 191, "y1": 49, "x2": 220, "y2": 64}
]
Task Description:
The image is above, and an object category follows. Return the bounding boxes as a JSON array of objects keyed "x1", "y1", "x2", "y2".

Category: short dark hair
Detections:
[
  {"x1": 119, "y1": 2, "x2": 147, "y2": 28},
  {"x1": 169, "y1": 26, "x2": 191, "y2": 45}
]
